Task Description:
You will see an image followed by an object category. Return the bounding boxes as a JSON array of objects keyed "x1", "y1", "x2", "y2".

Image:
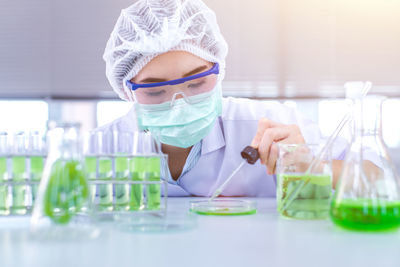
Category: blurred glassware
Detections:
[{"x1": 331, "y1": 96, "x2": 400, "y2": 231}]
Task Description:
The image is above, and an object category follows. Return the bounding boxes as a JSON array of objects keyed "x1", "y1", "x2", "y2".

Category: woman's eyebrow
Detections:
[
  {"x1": 183, "y1": 65, "x2": 208, "y2": 77},
  {"x1": 137, "y1": 65, "x2": 209, "y2": 83},
  {"x1": 137, "y1": 77, "x2": 167, "y2": 83}
]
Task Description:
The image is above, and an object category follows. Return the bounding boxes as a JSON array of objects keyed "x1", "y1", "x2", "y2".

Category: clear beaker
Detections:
[
  {"x1": 330, "y1": 96, "x2": 400, "y2": 231},
  {"x1": 276, "y1": 143, "x2": 332, "y2": 220},
  {"x1": 31, "y1": 123, "x2": 94, "y2": 238}
]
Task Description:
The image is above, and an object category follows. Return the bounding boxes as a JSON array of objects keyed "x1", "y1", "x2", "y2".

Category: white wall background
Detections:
[{"x1": 0, "y1": 0, "x2": 399, "y2": 99}]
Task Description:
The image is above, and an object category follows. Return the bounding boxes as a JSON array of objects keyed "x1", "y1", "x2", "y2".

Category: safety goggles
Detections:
[{"x1": 126, "y1": 63, "x2": 219, "y2": 105}]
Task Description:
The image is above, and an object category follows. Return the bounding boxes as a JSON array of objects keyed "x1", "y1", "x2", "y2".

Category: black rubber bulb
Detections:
[{"x1": 240, "y1": 146, "x2": 260, "y2": 165}]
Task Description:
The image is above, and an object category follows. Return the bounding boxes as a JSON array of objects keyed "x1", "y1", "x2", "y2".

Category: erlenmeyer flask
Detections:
[
  {"x1": 330, "y1": 96, "x2": 400, "y2": 231},
  {"x1": 31, "y1": 123, "x2": 95, "y2": 239}
]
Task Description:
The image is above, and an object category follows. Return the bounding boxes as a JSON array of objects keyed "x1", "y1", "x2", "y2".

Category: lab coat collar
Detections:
[{"x1": 201, "y1": 116, "x2": 225, "y2": 155}]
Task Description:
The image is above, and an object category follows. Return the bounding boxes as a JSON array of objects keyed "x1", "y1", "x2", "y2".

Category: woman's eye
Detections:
[
  {"x1": 145, "y1": 90, "x2": 165, "y2": 96},
  {"x1": 188, "y1": 80, "x2": 206, "y2": 89}
]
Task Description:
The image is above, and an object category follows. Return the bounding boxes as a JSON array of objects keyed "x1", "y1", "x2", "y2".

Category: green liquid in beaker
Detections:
[
  {"x1": 44, "y1": 160, "x2": 89, "y2": 224},
  {"x1": 84, "y1": 156, "x2": 97, "y2": 204},
  {"x1": 115, "y1": 156, "x2": 129, "y2": 211},
  {"x1": 330, "y1": 198, "x2": 400, "y2": 231},
  {"x1": 11, "y1": 156, "x2": 27, "y2": 215},
  {"x1": 129, "y1": 157, "x2": 145, "y2": 211},
  {"x1": 30, "y1": 156, "x2": 44, "y2": 202},
  {"x1": 98, "y1": 157, "x2": 113, "y2": 211},
  {"x1": 277, "y1": 173, "x2": 332, "y2": 220},
  {"x1": 146, "y1": 156, "x2": 161, "y2": 210},
  {"x1": 0, "y1": 156, "x2": 9, "y2": 215}
]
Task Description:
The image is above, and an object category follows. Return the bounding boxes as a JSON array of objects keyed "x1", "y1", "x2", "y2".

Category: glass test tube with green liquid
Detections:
[
  {"x1": 98, "y1": 157, "x2": 113, "y2": 211},
  {"x1": 115, "y1": 156, "x2": 130, "y2": 211},
  {"x1": 146, "y1": 156, "x2": 161, "y2": 210},
  {"x1": 11, "y1": 156, "x2": 27, "y2": 214},
  {"x1": 0, "y1": 156, "x2": 9, "y2": 215},
  {"x1": 129, "y1": 156, "x2": 145, "y2": 210},
  {"x1": 84, "y1": 156, "x2": 97, "y2": 204},
  {"x1": 30, "y1": 155, "x2": 44, "y2": 202}
]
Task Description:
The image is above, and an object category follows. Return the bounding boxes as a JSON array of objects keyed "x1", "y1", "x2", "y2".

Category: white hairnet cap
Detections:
[{"x1": 103, "y1": 0, "x2": 228, "y2": 101}]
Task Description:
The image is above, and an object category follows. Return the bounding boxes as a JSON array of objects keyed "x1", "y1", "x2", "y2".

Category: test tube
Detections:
[
  {"x1": 97, "y1": 132, "x2": 113, "y2": 212},
  {"x1": 113, "y1": 132, "x2": 132, "y2": 211},
  {"x1": 0, "y1": 132, "x2": 10, "y2": 215},
  {"x1": 133, "y1": 132, "x2": 161, "y2": 210},
  {"x1": 83, "y1": 131, "x2": 100, "y2": 205},
  {"x1": 129, "y1": 155, "x2": 145, "y2": 210},
  {"x1": 28, "y1": 131, "x2": 45, "y2": 203},
  {"x1": 11, "y1": 132, "x2": 28, "y2": 215},
  {"x1": 146, "y1": 155, "x2": 161, "y2": 210}
]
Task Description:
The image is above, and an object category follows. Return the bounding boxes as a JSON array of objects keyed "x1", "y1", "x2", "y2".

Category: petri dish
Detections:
[{"x1": 190, "y1": 199, "x2": 257, "y2": 216}]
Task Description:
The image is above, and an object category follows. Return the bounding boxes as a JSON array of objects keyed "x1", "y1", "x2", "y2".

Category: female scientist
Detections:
[{"x1": 100, "y1": 0, "x2": 346, "y2": 197}]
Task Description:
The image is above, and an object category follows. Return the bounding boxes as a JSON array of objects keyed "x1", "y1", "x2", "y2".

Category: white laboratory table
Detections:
[{"x1": 0, "y1": 197, "x2": 399, "y2": 267}]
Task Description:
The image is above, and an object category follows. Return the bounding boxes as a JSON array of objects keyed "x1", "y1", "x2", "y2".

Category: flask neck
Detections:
[
  {"x1": 48, "y1": 125, "x2": 81, "y2": 160},
  {"x1": 353, "y1": 97, "x2": 383, "y2": 137}
]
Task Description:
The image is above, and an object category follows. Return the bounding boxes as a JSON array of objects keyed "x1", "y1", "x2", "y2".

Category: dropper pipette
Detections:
[{"x1": 209, "y1": 146, "x2": 260, "y2": 202}]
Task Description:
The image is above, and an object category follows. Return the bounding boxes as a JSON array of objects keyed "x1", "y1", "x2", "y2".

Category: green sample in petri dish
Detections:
[
  {"x1": 277, "y1": 173, "x2": 331, "y2": 220},
  {"x1": 330, "y1": 198, "x2": 400, "y2": 231},
  {"x1": 129, "y1": 156, "x2": 145, "y2": 211},
  {"x1": 30, "y1": 155, "x2": 44, "y2": 202},
  {"x1": 11, "y1": 156, "x2": 27, "y2": 215},
  {"x1": 190, "y1": 199, "x2": 257, "y2": 216},
  {"x1": 98, "y1": 157, "x2": 113, "y2": 211},
  {"x1": 0, "y1": 157, "x2": 9, "y2": 215},
  {"x1": 44, "y1": 160, "x2": 89, "y2": 224},
  {"x1": 84, "y1": 156, "x2": 97, "y2": 203},
  {"x1": 146, "y1": 156, "x2": 161, "y2": 210},
  {"x1": 115, "y1": 156, "x2": 130, "y2": 211}
]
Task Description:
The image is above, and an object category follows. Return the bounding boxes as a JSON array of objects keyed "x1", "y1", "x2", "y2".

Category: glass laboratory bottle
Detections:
[
  {"x1": 31, "y1": 123, "x2": 94, "y2": 239},
  {"x1": 330, "y1": 96, "x2": 400, "y2": 231}
]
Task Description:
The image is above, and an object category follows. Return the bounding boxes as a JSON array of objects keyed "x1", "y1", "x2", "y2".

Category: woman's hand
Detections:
[{"x1": 251, "y1": 118, "x2": 305, "y2": 175}]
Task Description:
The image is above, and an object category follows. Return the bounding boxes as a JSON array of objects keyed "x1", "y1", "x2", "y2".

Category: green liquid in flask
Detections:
[
  {"x1": 0, "y1": 157, "x2": 9, "y2": 215},
  {"x1": 277, "y1": 173, "x2": 332, "y2": 220},
  {"x1": 330, "y1": 199, "x2": 400, "y2": 231},
  {"x1": 146, "y1": 156, "x2": 161, "y2": 210},
  {"x1": 30, "y1": 156, "x2": 44, "y2": 202},
  {"x1": 98, "y1": 157, "x2": 113, "y2": 211},
  {"x1": 44, "y1": 160, "x2": 89, "y2": 224},
  {"x1": 129, "y1": 157, "x2": 145, "y2": 211},
  {"x1": 115, "y1": 156, "x2": 129, "y2": 211},
  {"x1": 11, "y1": 156, "x2": 27, "y2": 215}
]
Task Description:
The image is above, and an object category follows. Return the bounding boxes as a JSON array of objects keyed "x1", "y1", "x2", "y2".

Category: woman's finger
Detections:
[
  {"x1": 266, "y1": 142, "x2": 279, "y2": 174},
  {"x1": 251, "y1": 118, "x2": 282, "y2": 148},
  {"x1": 258, "y1": 127, "x2": 290, "y2": 165}
]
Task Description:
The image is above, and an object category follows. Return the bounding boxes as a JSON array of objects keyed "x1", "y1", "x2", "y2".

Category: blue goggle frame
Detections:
[{"x1": 126, "y1": 63, "x2": 219, "y2": 91}]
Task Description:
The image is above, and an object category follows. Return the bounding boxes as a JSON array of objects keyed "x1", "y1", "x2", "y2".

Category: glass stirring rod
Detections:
[{"x1": 209, "y1": 146, "x2": 260, "y2": 201}]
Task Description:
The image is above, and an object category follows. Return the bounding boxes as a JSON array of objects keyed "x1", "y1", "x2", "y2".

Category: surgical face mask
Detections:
[{"x1": 134, "y1": 83, "x2": 223, "y2": 148}]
